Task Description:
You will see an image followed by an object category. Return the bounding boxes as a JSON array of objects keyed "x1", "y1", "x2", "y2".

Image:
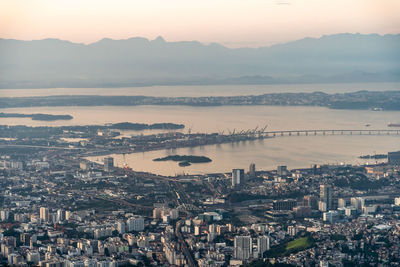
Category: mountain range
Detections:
[{"x1": 0, "y1": 33, "x2": 399, "y2": 88}]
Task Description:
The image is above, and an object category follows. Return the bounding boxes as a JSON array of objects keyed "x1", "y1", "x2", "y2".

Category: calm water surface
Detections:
[
  {"x1": 0, "y1": 105, "x2": 399, "y2": 131},
  {"x1": 1, "y1": 84, "x2": 399, "y2": 176},
  {"x1": 87, "y1": 135, "x2": 399, "y2": 176}
]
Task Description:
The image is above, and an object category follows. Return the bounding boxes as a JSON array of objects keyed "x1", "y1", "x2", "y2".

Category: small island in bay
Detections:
[
  {"x1": 0, "y1": 112, "x2": 73, "y2": 121},
  {"x1": 178, "y1": 161, "x2": 192, "y2": 167},
  {"x1": 153, "y1": 155, "x2": 212, "y2": 167}
]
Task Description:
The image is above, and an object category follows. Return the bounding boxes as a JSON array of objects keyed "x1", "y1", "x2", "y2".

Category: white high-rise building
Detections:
[
  {"x1": 232, "y1": 169, "x2": 245, "y2": 187},
  {"x1": 65, "y1": 211, "x2": 72, "y2": 221},
  {"x1": 0, "y1": 210, "x2": 10, "y2": 221},
  {"x1": 10, "y1": 161, "x2": 23, "y2": 170},
  {"x1": 209, "y1": 224, "x2": 216, "y2": 233},
  {"x1": 287, "y1": 225, "x2": 297, "y2": 236},
  {"x1": 27, "y1": 251, "x2": 40, "y2": 265},
  {"x1": 40, "y1": 207, "x2": 50, "y2": 222},
  {"x1": 194, "y1": 226, "x2": 200, "y2": 236},
  {"x1": 234, "y1": 236, "x2": 252, "y2": 260},
  {"x1": 164, "y1": 243, "x2": 177, "y2": 265},
  {"x1": 56, "y1": 209, "x2": 65, "y2": 223},
  {"x1": 170, "y1": 209, "x2": 179, "y2": 220},
  {"x1": 249, "y1": 163, "x2": 256, "y2": 178},
  {"x1": 257, "y1": 236, "x2": 270, "y2": 258},
  {"x1": 127, "y1": 216, "x2": 144, "y2": 232},
  {"x1": 318, "y1": 201, "x2": 327, "y2": 212},
  {"x1": 351, "y1": 197, "x2": 364, "y2": 212},
  {"x1": 153, "y1": 208, "x2": 163, "y2": 219},
  {"x1": 338, "y1": 198, "x2": 346, "y2": 208},
  {"x1": 320, "y1": 184, "x2": 333, "y2": 211},
  {"x1": 117, "y1": 221, "x2": 126, "y2": 234},
  {"x1": 323, "y1": 211, "x2": 339, "y2": 223},
  {"x1": 277, "y1": 165, "x2": 288, "y2": 176},
  {"x1": 103, "y1": 157, "x2": 114, "y2": 172}
]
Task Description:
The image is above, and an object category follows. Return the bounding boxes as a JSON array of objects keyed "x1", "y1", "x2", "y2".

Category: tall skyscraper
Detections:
[
  {"x1": 257, "y1": 236, "x2": 270, "y2": 258},
  {"x1": 0, "y1": 210, "x2": 10, "y2": 221},
  {"x1": 249, "y1": 163, "x2": 256, "y2": 178},
  {"x1": 320, "y1": 184, "x2": 333, "y2": 211},
  {"x1": 232, "y1": 169, "x2": 245, "y2": 187},
  {"x1": 40, "y1": 207, "x2": 50, "y2": 222},
  {"x1": 127, "y1": 216, "x2": 144, "y2": 232},
  {"x1": 117, "y1": 221, "x2": 126, "y2": 234},
  {"x1": 65, "y1": 210, "x2": 72, "y2": 221},
  {"x1": 56, "y1": 209, "x2": 65, "y2": 223},
  {"x1": 104, "y1": 157, "x2": 114, "y2": 172},
  {"x1": 277, "y1": 165, "x2": 287, "y2": 176},
  {"x1": 338, "y1": 198, "x2": 347, "y2": 208},
  {"x1": 303, "y1": 195, "x2": 318, "y2": 210},
  {"x1": 234, "y1": 236, "x2": 252, "y2": 260},
  {"x1": 350, "y1": 197, "x2": 364, "y2": 212}
]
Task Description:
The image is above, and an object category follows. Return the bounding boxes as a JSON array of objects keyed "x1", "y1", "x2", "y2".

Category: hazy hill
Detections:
[{"x1": 0, "y1": 33, "x2": 399, "y2": 88}]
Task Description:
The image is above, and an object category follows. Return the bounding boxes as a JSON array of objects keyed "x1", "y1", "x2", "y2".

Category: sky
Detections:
[{"x1": 1, "y1": 0, "x2": 399, "y2": 47}]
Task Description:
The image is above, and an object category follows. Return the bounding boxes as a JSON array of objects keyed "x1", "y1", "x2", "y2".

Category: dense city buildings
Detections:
[
  {"x1": 0, "y1": 124, "x2": 400, "y2": 266},
  {"x1": 1, "y1": 2, "x2": 398, "y2": 265}
]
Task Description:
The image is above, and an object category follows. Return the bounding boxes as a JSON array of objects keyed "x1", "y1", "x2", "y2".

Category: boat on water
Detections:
[{"x1": 388, "y1": 123, "x2": 400, "y2": 127}]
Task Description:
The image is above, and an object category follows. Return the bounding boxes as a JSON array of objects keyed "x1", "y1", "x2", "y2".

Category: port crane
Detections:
[{"x1": 224, "y1": 124, "x2": 268, "y2": 138}]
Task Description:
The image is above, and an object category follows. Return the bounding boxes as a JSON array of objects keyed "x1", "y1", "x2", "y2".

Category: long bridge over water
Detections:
[{"x1": 260, "y1": 129, "x2": 400, "y2": 137}]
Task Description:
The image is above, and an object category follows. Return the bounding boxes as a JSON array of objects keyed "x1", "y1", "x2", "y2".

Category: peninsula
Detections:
[
  {"x1": 1, "y1": 91, "x2": 399, "y2": 110},
  {"x1": 0, "y1": 112, "x2": 73, "y2": 121}
]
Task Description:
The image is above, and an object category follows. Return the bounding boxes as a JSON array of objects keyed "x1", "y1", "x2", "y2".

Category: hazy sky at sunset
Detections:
[{"x1": 1, "y1": 0, "x2": 399, "y2": 47}]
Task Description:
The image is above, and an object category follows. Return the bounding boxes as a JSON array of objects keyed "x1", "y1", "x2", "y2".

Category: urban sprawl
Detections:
[{"x1": 1, "y1": 125, "x2": 400, "y2": 267}]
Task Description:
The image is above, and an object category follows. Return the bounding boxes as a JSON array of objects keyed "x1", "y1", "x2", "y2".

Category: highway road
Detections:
[{"x1": 176, "y1": 220, "x2": 196, "y2": 267}]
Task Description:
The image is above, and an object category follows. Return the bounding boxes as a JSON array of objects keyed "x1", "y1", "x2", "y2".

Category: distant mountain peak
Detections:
[
  {"x1": 153, "y1": 36, "x2": 166, "y2": 43},
  {"x1": 0, "y1": 33, "x2": 399, "y2": 88}
]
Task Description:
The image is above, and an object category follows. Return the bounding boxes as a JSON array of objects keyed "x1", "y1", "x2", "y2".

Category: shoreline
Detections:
[
  {"x1": 86, "y1": 155, "x2": 390, "y2": 179},
  {"x1": 1, "y1": 90, "x2": 400, "y2": 111}
]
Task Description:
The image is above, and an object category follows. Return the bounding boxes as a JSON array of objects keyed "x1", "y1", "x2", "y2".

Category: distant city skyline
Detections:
[{"x1": 1, "y1": 0, "x2": 399, "y2": 47}]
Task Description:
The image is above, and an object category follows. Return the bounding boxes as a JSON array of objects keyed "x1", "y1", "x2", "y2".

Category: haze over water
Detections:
[
  {"x1": 1, "y1": 82, "x2": 399, "y2": 97},
  {"x1": 1, "y1": 83, "x2": 399, "y2": 176}
]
